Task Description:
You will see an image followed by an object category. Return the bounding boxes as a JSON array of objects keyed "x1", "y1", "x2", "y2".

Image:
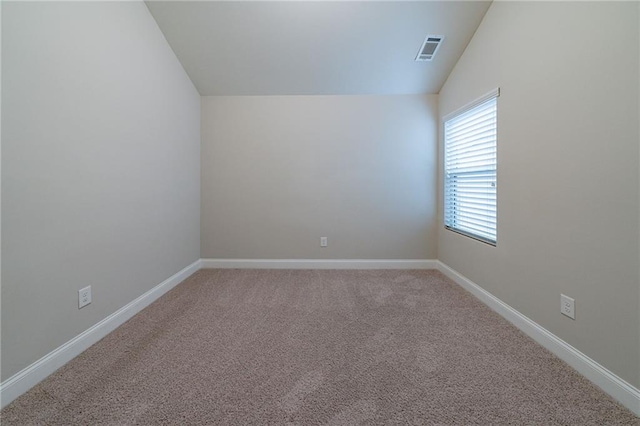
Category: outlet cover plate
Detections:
[
  {"x1": 561, "y1": 294, "x2": 575, "y2": 319},
  {"x1": 79, "y1": 286, "x2": 92, "y2": 309}
]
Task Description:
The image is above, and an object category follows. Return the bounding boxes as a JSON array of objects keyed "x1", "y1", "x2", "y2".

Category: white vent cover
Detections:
[{"x1": 415, "y1": 35, "x2": 444, "y2": 62}]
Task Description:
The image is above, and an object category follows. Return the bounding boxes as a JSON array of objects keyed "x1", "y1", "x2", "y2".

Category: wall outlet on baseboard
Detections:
[
  {"x1": 320, "y1": 237, "x2": 328, "y2": 247},
  {"x1": 560, "y1": 294, "x2": 575, "y2": 319},
  {"x1": 79, "y1": 286, "x2": 92, "y2": 309}
]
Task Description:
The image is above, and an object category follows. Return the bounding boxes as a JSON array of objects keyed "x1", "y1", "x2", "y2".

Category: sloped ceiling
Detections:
[{"x1": 146, "y1": 1, "x2": 491, "y2": 95}]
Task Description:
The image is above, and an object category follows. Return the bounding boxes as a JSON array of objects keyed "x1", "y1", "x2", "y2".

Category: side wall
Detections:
[
  {"x1": 201, "y1": 95, "x2": 437, "y2": 260},
  {"x1": 438, "y1": 1, "x2": 640, "y2": 387},
  {"x1": 1, "y1": 2, "x2": 201, "y2": 380}
]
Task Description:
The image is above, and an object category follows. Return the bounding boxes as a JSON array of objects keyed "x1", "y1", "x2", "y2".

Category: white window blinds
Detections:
[{"x1": 444, "y1": 92, "x2": 498, "y2": 245}]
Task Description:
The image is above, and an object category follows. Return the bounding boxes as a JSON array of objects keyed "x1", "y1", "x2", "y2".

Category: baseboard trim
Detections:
[
  {"x1": 4, "y1": 258, "x2": 638, "y2": 416},
  {"x1": 200, "y1": 258, "x2": 438, "y2": 270},
  {"x1": 0, "y1": 259, "x2": 202, "y2": 409},
  {"x1": 436, "y1": 261, "x2": 640, "y2": 416}
]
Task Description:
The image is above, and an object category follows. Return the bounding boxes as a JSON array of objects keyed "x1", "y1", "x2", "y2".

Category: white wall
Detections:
[
  {"x1": 201, "y1": 95, "x2": 437, "y2": 260},
  {"x1": 438, "y1": 1, "x2": 639, "y2": 387},
  {"x1": 1, "y1": 2, "x2": 201, "y2": 380}
]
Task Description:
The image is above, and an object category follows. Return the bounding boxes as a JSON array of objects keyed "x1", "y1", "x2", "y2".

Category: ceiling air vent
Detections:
[{"x1": 415, "y1": 35, "x2": 444, "y2": 62}]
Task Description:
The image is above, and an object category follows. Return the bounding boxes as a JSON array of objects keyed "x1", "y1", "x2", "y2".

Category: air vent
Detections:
[{"x1": 415, "y1": 35, "x2": 444, "y2": 62}]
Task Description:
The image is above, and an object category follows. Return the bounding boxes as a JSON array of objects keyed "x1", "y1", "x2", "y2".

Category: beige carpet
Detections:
[{"x1": 2, "y1": 269, "x2": 637, "y2": 425}]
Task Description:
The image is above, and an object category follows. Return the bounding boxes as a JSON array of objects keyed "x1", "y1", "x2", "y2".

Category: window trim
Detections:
[{"x1": 443, "y1": 88, "x2": 500, "y2": 246}]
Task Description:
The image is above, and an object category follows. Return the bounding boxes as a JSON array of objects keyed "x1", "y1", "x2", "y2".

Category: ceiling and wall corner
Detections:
[{"x1": 144, "y1": 1, "x2": 492, "y2": 96}]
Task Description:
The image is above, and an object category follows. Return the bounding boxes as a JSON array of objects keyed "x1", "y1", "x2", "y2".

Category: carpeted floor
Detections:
[{"x1": 1, "y1": 269, "x2": 637, "y2": 425}]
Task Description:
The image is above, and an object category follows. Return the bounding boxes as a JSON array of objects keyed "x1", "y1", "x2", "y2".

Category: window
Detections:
[{"x1": 444, "y1": 89, "x2": 498, "y2": 245}]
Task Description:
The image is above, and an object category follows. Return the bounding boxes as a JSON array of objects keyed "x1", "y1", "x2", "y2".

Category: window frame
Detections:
[{"x1": 443, "y1": 88, "x2": 499, "y2": 246}]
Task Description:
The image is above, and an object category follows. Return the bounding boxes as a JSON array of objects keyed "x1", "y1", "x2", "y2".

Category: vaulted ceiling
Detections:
[{"x1": 146, "y1": 1, "x2": 491, "y2": 96}]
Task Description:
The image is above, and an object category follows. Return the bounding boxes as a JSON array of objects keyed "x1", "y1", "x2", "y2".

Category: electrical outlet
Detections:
[
  {"x1": 79, "y1": 286, "x2": 92, "y2": 309},
  {"x1": 560, "y1": 294, "x2": 575, "y2": 319},
  {"x1": 320, "y1": 237, "x2": 328, "y2": 247}
]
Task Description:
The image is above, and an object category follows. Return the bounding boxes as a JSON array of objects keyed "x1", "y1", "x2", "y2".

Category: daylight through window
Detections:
[{"x1": 444, "y1": 91, "x2": 498, "y2": 245}]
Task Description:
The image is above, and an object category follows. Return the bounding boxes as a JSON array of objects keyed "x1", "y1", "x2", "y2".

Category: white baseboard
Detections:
[
  {"x1": 436, "y1": 261, "x2": 640, "y2": 416},
  {"x1": 0, "y1": 259, "x2": 202, "y2": 409},
  {"x1": 200, "y1": 258, "x2": 438, "y2": 270},
  {"x1": 3, "y1": 258, "x2": 638, "y2": 417}
]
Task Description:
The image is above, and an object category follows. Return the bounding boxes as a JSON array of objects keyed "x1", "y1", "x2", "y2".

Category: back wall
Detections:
[{"x1": 201, "y1": 95, "x2": 437, "y2": 260}]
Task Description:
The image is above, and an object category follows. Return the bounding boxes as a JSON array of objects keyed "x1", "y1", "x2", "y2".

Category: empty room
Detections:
[{"x1": 1, "y1": 0, "x2": 639, "y2": 424}]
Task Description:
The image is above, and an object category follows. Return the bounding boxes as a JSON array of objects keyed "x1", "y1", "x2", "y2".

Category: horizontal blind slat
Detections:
[
  {"x1": 447, "y1": 126, "x2": 496, "y2": 145},
  {"x1": 445, "y1": 102, "x2": 496, "y2": 130},
  {"x1": 448, "y1": 220, "x2": 497, "y2": 235},
  {"x1": 452, "y1": 211, "x2": 497, "y2": 223}
]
